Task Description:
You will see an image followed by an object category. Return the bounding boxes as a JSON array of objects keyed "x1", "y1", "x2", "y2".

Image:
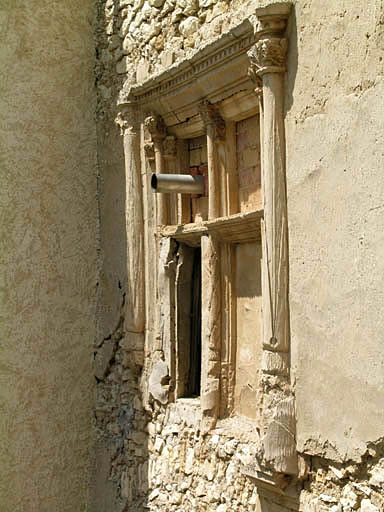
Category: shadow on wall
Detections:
[{"x1": 285, "y1": 7, "x2": 298, "y2": 115}]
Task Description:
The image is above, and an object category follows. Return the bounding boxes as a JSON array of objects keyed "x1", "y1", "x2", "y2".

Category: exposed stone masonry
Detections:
[{"x1": 95, "y1": 0, "x2": 259, "y2": 117}]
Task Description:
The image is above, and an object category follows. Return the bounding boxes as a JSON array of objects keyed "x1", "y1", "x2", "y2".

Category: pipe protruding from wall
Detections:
[{"x1": 151, "y1": 174, "x2": 205, "y2": 195}]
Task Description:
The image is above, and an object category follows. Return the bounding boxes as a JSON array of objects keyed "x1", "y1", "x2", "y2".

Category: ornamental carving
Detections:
[
  {"x1": 198, "y1": 100, "x2": 225, "y2": 141},
  {"x1": 144, "y1": 112, "x2": 166, "y2": 141},
  {"x1": 247, "y1": 37, "x2": 288, "y2": 77},
  {"x1": 144, "y1": 141, "x2": 155, "y2": 161},
  {"x1": 115, "y1": 102, "x2": 137, "y2": 135}
]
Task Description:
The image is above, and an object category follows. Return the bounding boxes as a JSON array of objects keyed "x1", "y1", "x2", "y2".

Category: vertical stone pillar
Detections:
[
  {"x1": 176, "y1": 139, "x2": 190, "y2": 225},
  {"x1": 249, "y1": 3, "x2": 291, "y2": 377},
  {"x1": 163, "y1": 135, "x2": 177, "y2": 225},
  {"x1": 115, "y1": 100, "x2": 145, "y2": 338},
  {"x1": 248, "y1": 3, "x2": 297, "y2": 475},
  {"x1": 199, "y1": 100, "x2": 225, "y2": 220},
  {"x1": 201, "y1": 234, "x2": 221, "y2": 432},
  {"x1": 145, "y1": 113, "x2": 168, "y2": 225}
]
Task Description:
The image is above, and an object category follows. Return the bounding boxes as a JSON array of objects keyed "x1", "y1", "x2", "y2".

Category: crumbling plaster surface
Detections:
[
  {"x1": 0, "y1": 1, "x2": 98, "y2": 511},
  {"x1": 286, "y1": 0, "x2": 384, "y2": 462}
]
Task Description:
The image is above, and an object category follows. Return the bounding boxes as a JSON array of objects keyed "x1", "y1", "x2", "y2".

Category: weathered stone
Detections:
[
  {"x1": 178, "y1": 16, "x2": 199, "y2": 37},
  {"x1": 177, "y1": 0, "x2": 198, "y2": 15},
  {"x1": 199, "y1": 0, "x2": 214, "y2": 7},
  {"x1": 361, "y1": 499, "x2": 379, "y2": 512},
  {"x1": 184, "y1": 447, "x2": 194, "y2": 475},
  {"x1": 154, "y1": 436, "x2": 165, "y2": 453},
  {"x1": 136, "y1": 60, "x2": 150, "y2": 82},
  {"x1": 149, "y1": 0, "x2": 165, "y2": 6},
  {"x1": 148, "y1": 360, "x2": 169, "y2": 404},
  {"x1": 369, "y1": 468, "x2": 384, "y2": 488},
  {"x1": 171, "y1": 7, "x2": 183, "y2": 23}
]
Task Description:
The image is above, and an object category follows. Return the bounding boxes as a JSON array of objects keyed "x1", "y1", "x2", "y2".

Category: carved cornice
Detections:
[
  {"x1": 129, "y1": 20, "x2": 256, "y2": 106},
  {"x1": 115, "y1": 100, "x2": 138, "y2": 135},
  {"x1": 199, "y1": 100, "x2": 226, "y2": 141},
  {"x1": 118, "y1": 20, "x2": 258, "y2": 136}
]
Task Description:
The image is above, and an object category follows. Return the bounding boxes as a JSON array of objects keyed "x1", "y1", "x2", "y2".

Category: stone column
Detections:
[
  {"x1": 248, "y1": 3, "x2": 297, "y2": 475},
  {"x1": 115, "y1": 100, "x2": 145, "y2": 342},
  {"x1": 163, "y1": 135, "x2": 177, "y2": 225},
  {"x1": 201, "y1": 234, "x2": 221, "y2": 432},
  {"x1": 145, "y1": 113, "x2": 168, "y2": 225},
  {"x1": 199, "y1": 100, "x2": 225, "y2": 220}
]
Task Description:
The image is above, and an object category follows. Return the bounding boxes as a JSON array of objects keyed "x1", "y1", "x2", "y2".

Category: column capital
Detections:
[
  {"x1": 198, "y1": 100, "x2": 225, "y2": 141},
  {"x1": 144, "y1": 112, "x2": 166, "y2": 142},
  {"x1": 248, "y1": 37, "x2": 288, "y2": 78},
  {"x1": 248, "y1": 2, "x2": 291, "y2": 79},
  {"x1": 115, "y1": 100, "x2": 138, "y2": 135}
]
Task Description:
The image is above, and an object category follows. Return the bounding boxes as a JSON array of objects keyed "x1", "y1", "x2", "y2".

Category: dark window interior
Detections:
[
  {"x1": 187, "y1": 247, "x2": 201, "y2": 397},
  {"x1": 175, "y1": 242, "x2": 201, "y2": 398}
]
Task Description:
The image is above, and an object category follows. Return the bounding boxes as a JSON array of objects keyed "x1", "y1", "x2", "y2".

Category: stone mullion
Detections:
[
  {"x1": 145, "y1": 113, "x2": 168, "y2": 226},
  {"x1": 176, "y1": 139, "x2": 191, "y2": 225},
  {"x1": 199, "y1": 100, "x2": 225, "y2": 220},
  {"x1": 201, "y1": 234, "x2": 221, "y2": 432}
]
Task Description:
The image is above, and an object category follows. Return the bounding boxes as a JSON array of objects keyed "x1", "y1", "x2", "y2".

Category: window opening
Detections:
[
  {"x1": 175, "y1": 242, "x2": 202, "y2": 398},
  {"x1": 188, "y1": 246, "x2": 201, "y2": 397}
]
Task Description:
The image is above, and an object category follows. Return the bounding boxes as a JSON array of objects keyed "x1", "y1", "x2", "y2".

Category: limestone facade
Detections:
[{"x1": 92, "y1": 0, "x2": 384, "y2": 511}]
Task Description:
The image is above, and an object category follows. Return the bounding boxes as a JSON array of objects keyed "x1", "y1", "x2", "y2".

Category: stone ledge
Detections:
[{"x1": 160, "y1": 209, "x2": 264, "y2": 246}]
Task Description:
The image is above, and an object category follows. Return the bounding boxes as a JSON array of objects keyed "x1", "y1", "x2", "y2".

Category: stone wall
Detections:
[
  {"x1": 0, "y1": 1, "x2": 98, "y2": 511},
  {"x1": 93, "y1": 0, "x2": 384, "y2": 511}
]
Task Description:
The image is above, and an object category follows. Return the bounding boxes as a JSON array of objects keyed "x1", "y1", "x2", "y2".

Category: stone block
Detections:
[
  {"x1": 137, "y1": 61, "x2": 150, "y2": 82},
  {"x1": 179, "y1": 16, "x2": 199, "y2": 38},
  {"x1": 361, "y1": 499, "x2": 379, "y2": 512}
]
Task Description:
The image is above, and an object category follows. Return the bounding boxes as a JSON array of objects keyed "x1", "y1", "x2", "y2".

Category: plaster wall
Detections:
[
  {"x1": 0, "y1": 1, "x2": 98, "y2": 510},
  {"x1": 286, "y1": 0, "x2": 384, "y2": 462}
]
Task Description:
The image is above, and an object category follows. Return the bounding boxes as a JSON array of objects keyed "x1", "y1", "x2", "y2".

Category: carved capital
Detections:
[
  {"x1": 198, "y1": 100, "x2": 226, "y2": 141},
  {"x1": 115, "y1": 101, "x2": 138, "y2": 135},
  {"x1": 144, "y1": 112, "x2": 166, "y2": 141},
  {"x1": 248, "y1": 37, "x2": 288, "y2": 78}
]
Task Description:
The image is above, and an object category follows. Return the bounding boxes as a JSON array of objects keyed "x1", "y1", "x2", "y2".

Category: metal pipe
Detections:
[{"x1": 151, "y1": 174, "x2": 205, "y2": 195}]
